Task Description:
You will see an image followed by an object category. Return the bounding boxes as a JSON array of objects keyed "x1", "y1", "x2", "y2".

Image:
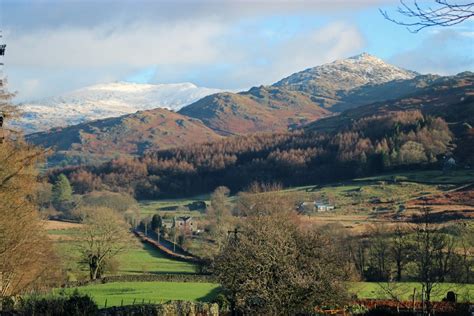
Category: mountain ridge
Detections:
[
  {"x1": 13, "y1": 81, "x2": 223, "y2": 134},
  {"x1": 28, "y1": 54, "x2": 470, "y2": 166},
  {"x1": 27, "y1": 107, "x2": 222, "y2": 163}
]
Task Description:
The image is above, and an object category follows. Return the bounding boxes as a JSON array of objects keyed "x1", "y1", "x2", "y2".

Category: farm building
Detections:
[
  {"x1": 297, "y1": 201, "x2": 335, "y2": 214},
  {"x1": 163, "y1": 216, "x2": 196, "y2": 235},
  {"x1": 315, "y1": 202, "x2": 335, "y2": 212}
]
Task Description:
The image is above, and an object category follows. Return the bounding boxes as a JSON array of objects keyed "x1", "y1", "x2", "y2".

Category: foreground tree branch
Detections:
[{"x1": 381, "y1": 0, "x2": 474, "y2": 32}]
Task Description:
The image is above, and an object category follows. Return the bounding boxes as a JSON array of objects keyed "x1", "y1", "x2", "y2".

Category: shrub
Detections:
[
  {"x1": 18, "y1": 290, "x2": 98, "y2": 316},
  {"x1": 212, "y1": 293, "x2": 231, "y2": 312}
]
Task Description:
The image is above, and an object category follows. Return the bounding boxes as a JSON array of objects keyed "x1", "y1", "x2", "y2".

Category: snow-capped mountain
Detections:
[
  {"x1": 13, "y1": 82, "x2": 222, "y2": 134},
  {"x1": 275, "y1": 52, "x2": 418, "y2": 94}
]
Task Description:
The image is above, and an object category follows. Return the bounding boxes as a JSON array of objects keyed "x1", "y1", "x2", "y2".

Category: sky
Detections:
[{"x1": 0, "y1": 0, "x2": 473, "y2": 102}]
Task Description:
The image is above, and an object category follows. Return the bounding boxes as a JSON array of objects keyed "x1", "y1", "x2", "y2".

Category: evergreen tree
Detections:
[
  {"x1": 151, "y1": 214, "x2": 163, "y2": 231},
  {"x1": 52, "y1": 174, "x2": 73, "y2": 207}
]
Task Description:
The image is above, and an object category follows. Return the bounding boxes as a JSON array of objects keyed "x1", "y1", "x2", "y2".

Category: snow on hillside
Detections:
[
  {"x1": 275, "y1": 53, "x2": 418, "y2": 90},
  {"x1": 13, "y1": 82, "x2": 222, "y2": 134}
]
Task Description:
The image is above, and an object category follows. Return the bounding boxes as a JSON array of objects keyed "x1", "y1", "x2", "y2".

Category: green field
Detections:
[
  {"x1": 116, "y1": 243, "x2": 197, "y2": 275},
  {"x1": 65, "y1": 281, "x2": 473, "y2": 308},
  {"x1": 67, "y1": 281, "x2": 221, "y2": 308},
  {"x1": 48, "y1": 169, "x2": 473, "y2": 308},
  {"x1": 49, "y1": 228, "x2": 198, "y2": 280},
  {"x1": 350, "y1": 282, "x2": 474, "y2": 302},
  {"x1": 358, "y1": 169, "x2": 474, "y2": 185},
  {"x1": 139, "y1": 194, "x2": 210, "y2": 217}
]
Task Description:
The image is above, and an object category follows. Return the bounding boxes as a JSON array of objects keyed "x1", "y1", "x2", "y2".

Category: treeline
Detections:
[{"x1": 55, "y1": 111, "x2": 453, "y2": 199}]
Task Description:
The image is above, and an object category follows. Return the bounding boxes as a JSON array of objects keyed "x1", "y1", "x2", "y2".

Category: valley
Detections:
[
  {"x1": 43, "y1": 168, "x2": 473, "y2": 308},
  {"x1": 2, "y1": 31, "x2": 473, "y2": 314}
]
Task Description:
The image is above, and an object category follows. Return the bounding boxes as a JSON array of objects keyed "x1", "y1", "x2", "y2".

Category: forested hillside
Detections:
[
  {"x1": 50, "y1": 72, "x2": 474, "y2": 199},
  {"x1": 54, "y1": 110, "x2": 451, "y2": 199}
]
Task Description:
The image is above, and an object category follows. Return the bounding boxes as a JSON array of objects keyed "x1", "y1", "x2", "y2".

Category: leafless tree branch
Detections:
[{"x1": 380, "y1": 0, "x2": 474, "y2": 32}]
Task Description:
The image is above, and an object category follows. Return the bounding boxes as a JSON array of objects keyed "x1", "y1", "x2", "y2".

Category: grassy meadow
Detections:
[
  {"x1": 64, "y1": 281, "x2": 474, "y2": 308},
  {"x1": 65, "y1": 281, "x2": 221, "y2": 308},
  {"x1": 46, "y1": 221, "x2": 198, "y2": 281},
  {"x1": 350, "y1": 282, "x2": 474, "y2": 302}
]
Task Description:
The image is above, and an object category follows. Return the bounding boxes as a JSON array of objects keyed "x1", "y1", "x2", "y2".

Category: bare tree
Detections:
[
  {"x1": 77, "y1": 207, "x2": 131, "y2": 280},
  {"x1": 367, "y1": 225, "x2": 391, "y2": 281},
  {"x1": 205, "y1": 186, "x2": 234, "y2": 249},
  {"x1": 381, "y1": 1, "x2": 474, "y2": 32},
  {"x1": 390, "y1": 225, "x2": 410, "y2": 282},
  {"x1": 214, "y1": 214, "x2": 348, "y2": 315},
  {"x1": 409, "y1": 204, "x2": 459, "y2": 312},
  {"x1": 458, "y1": 224, "x2": 474, "y2": 283}
]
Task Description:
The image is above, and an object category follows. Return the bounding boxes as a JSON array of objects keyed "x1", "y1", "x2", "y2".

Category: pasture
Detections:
[
  {"x1": 358, "y1": 169, "x2": 474, "y2": 185},
  {"x1": 47, "y1": 221, "x2": 198, "y2": 280},
  {"x1": 139, "y1": 194, "x2": 209, "y2": 217},
  {"x1": 350, "y1": 282, "x2": 474, "y2": 302},
  {"x1": 65, "y1": 281, "x2": 473, "y2": 308},
  {"x1": 65, "y1": 281, "x2": 221, "y2": 308}
]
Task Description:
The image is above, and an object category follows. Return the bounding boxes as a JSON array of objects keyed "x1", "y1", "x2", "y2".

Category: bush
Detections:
[
  {"x1": 18, "y1": 290, "x2": 98, "y2": 316},
  {"x1": 212, "y1": 293, "x2": 231, "y2": 313}
]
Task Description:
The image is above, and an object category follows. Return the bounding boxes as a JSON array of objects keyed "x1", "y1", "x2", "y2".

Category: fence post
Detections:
[
  {"x1": 121, "y1": 299, "x2": 123, "y2": 307},
  {"x1": 133, "y1": 298, "x2": 136, "y2": 305},
  {"x1": 104, "y1": 298, "x2": 107, "y2": 309}
]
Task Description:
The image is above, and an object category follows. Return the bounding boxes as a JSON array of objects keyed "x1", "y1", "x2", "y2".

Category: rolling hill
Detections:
[
  {"x1": 178, "y1": 86, "x2": 331, "y2": 135},
  {"x1": 27, "y1": 55, "x2": 472, "y2": 166},
  {"x1": 27, "y1": 108, "x2": 222, "y2": 163}
]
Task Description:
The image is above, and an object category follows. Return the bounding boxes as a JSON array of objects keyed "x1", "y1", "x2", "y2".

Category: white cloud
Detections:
[
  {"x1": 6, "y1": 16, "x2": 365, "y2": 101},
  {"x1": 8, "y1": 20, "x2": 227, "y2": 68},
  {"x1": 220, "y1": 22, "x2": 365, "y2": 87},
  {"x1": 390, "y1": 29, "x2": 474, "y2": 75}
]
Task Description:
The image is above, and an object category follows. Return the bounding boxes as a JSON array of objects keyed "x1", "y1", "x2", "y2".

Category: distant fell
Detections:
[
  {"x1": 27, "y1": 108, "x2": 222, "y2": 163},
  {"x1": 179, "y1": 86, "x2": 331, "y2": 135}
]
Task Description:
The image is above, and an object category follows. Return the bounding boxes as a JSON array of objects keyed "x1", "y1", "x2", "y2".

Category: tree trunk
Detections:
[
  {"x1": 89, "y1": 255, "x2": 99, "y2": 280},
  {"x1": 396, "y1": 260, "x2": 402, "y2": 282}
]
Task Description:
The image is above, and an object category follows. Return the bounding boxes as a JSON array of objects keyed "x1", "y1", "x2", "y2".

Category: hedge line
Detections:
[{"x1": 99, "y1": 301, "x2": 219, "y2": 316}]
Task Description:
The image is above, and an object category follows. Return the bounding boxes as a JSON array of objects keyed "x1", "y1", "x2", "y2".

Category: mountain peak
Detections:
[
  {"x1": 347, "y1": 52, "x2": 380, "y2": 61},
  {"x1": 274, "y1": 53, "x2": 418, "y2": 94}
]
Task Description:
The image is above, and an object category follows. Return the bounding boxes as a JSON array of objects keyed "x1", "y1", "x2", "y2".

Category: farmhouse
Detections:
[
  {"x1": 162, "y1": 216, "x2": 197, "y2": 234},
  {"x1": 315, "y1": 202, "x2": 335, "y2": 212},
  {"x1": 175, "y1": 216, "x2": 196, "y2": 234},
  {"x1": 297, "y1": 201, "x2": 335, "y2": 214}
]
